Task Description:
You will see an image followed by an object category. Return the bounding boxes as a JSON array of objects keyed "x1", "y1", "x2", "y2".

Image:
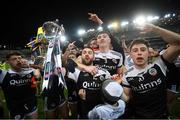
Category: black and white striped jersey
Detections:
[
  {"x1": 93, "y1": 50, "x2": 123, "y2": 75},
  {"x1": 0, "y1": 68, "x2": 37, "y2": 110},
  {"x1": 122, "y1": 56, "x2": 168, "y2": 118}
]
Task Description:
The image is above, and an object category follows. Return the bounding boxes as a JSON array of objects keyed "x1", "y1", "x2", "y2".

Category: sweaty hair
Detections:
[
  {"x1": 129, "y1": 38, "x2": 150, "y2": 51},
  {"x1": 6, "y1": 51, "x2": 22, "y2": 60}
]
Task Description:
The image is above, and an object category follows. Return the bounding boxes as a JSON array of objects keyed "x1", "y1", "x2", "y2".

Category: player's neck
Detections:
[
  {"x1": 11, "y1": 67, "x2": 21, "y2": 72},
  {"x1": 99, "y1": 46, "x2": 110, "y2": 53},
  {"x1": 134, "y1": 63, "x2": 148, "y2": 69}
]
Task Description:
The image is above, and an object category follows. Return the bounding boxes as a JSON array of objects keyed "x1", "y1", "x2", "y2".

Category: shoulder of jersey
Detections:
[
  {"x1": 0, "y1": 69, "x2": 7, "y2": 75},
  {"x1": 8, "y1": 69, "x2": 17, "y2": 74},
  {"x1": 110, "y1": 50, "x2": 123, "y2": 58},
  {"x1": 94, "y1": 50, "x2": 100, "y2": 54},
  {"x1": 124, "y1": 66, "x2": 134, "y2": 76},
  {"x1": 21, "y1": 68, "x2": 34, "y2": 74}
]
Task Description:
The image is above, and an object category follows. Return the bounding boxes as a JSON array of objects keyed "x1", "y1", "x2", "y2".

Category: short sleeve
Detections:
[
  {"x1": 67, "y1": 68, "x2": 80, "y2": 82},
  {"x1": 117, "y1": 53, "x2": 123, "y2": 68},
  {"x1": 155, "y1": 56, "x2": 167, "y2": 76},
  {"x1": 121, "y1": 74, "x2": 130, "y2": 87}
]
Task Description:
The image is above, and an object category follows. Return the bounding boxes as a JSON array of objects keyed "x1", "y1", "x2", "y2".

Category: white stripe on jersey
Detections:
[
  {"x1": 122, "y1": 56, "x2": 167, "y2": 87},
  {"x1": 0, "y1": 68, "x2": 35, "y2": 84},
  {"x1": 67, "y1": 68, "x2": 81, "y2": 82},
  {"x1": 94, "y1": 67, "x2": 111, "y2": 79},
  {"x1": 68, "y1": 67, "x2": 111, "y2": 83},
  {"x1": 8, "y1": 68, "x2": 34, "y2": 75},
  {"x1": 95, "y1": 50, "x2": 123, "y2": 67},
  {"x1": 95, "y1": 50, "x2": 122, "y2": 59}
]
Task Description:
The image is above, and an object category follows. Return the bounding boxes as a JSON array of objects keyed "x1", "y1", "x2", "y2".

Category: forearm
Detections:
[
  {"x1": 121, "y1": 92, "x2": 130, "y2": 102},
  {"x1": 153, "y1": 26, "x2": 180, "y2": 45},
  {"x1": 121, "y1": 40, "x2": 128, "y2": 53},
  {"x1": 97, "y1": 19, "x2": 103, "y2": 25},
  {"x1": 122, "y1": 42, "x2": 128, "y2": 50},
  {"x1": 76, "y1": 62, "x2": 86, "y2": 71},
  {"x1": 122, "y1": 86, "x2": 132, "y2": 102}
]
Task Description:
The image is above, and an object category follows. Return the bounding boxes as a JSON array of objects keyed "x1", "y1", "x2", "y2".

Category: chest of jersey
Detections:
[
  {"x1": 77, "y1": 72, "x2": 106, "y2": 90},
  {"x1": 93, "y1": 58, "x2": 120, "y2": 75},
  {"x1": 1, "y1": 71, "x2": 36, "y2": 100},
  {"x1": 126, "y1": 66, "x2": 166, "y2": 94},
  {"x1": 3, "y1": 72, "x2": 33, "y2": 87}
]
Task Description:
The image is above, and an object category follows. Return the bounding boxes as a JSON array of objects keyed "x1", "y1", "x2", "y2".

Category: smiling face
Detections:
[
  {"x1": 81, "y1": 47, "x2": 94, "y2": 66},
  {"x1": 130, "y1": 43, "x2": 149, "y2": 68}
]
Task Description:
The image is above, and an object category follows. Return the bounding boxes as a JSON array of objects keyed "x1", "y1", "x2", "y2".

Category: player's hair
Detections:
[
  {"x1": 129, "y1": 38, "x2": 150, "y2": 51},
  {"x1": 6, "y1": 51, "x2": 22, "y2": 60}
]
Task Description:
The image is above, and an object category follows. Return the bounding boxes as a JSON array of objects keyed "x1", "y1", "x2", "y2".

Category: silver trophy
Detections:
[
  {"x1": 42, "y1": 19, "x2": 66, "y2": 92},
  {"x1": 42, "y1": 19, "x2": 65, "y2": 40}
]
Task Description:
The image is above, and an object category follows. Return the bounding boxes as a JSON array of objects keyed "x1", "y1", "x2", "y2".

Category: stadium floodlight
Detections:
[
  {"x1": 87, "y1": 29, "x2": 95, "y2": 32},
  {"x1": 107, "y1": 24, "x2": 113, "y2": 29},
  {"x1": 164, "y1": 14, "x2": 171, "y2": 18},
  {"x1": 147, "y1": 15, "x2": 159, "y2": 22},
  {"x1": 108, "y1": 22, "x2": 118, "y2": 29},
  {"x1": 133, "y1": 16, "x2": 146, "y2": 25},
  {"x1": 121, "y1": 21, "x2": 129, "y2": 27},
  {"x1": 60, "y1": 35, "x2": 66, "y2": 42},
  {"x1": 97, "y1": 26, "x2": 103, "y2": 31},
  {"x1": 78, "y1": 29, "x2": 86, "y2": 36},
  {"x1": 147, "y1": 16, "x2": 154, "y2": 22},
  {"x1": 112, "y1": 22, "x2": 118, "y2": 28},
  {"x1": 153, "y1": 16, "x2": 159, "y2": 20}
]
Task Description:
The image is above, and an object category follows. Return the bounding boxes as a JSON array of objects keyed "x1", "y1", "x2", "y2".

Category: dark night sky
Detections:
[{"x1": 1, "y1": 0, "x2": 180, "y2": 48}]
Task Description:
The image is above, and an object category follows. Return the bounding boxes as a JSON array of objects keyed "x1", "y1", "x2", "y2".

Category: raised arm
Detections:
[
  {"x1": 88, "y1": 13, "x2": 103, "y2": 25},
  {"x1": 141, "y1": 23, "x2": 180, "y2": 45},
  {"x1": 121, "y1": 35, "x2": 129, "y2": 53},
  {"x1": 141, "y1": 23, "x2": 180, "y2": 62},
  {"x1": 122, "y1": 87, "x2": 131, "y2": 102}
]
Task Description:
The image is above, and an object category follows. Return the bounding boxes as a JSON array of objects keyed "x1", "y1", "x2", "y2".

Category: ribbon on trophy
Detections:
[{"x1": 26, "y1": 26, "x2": 47, "y2": 57}]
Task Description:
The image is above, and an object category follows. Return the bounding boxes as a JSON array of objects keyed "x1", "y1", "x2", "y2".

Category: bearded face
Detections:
[
  {"x1": 81, "y1": 48, "x2": 94, "y2": 66},
  {"x1": 7, "y1": 55, "x2": 22, "y2": 70}
]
